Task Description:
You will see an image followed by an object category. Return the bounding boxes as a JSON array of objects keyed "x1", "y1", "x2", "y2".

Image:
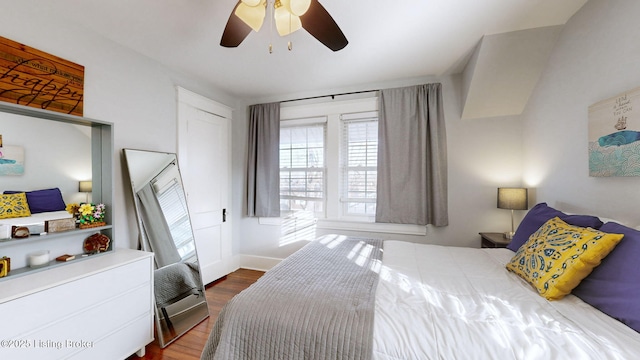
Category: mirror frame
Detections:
[{"x1": 123, "y1": 148, "x2": 209, "y2": 348}]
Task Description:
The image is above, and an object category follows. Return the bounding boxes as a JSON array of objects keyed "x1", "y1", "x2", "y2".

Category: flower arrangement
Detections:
[{"x1": 66, "y1": 203, "x2": 106, "y2": 228}]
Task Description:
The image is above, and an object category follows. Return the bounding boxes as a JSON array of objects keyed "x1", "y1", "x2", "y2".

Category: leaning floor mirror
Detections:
[{"x1": 123, "y1": 148, "x2": 209, "y2": 348}]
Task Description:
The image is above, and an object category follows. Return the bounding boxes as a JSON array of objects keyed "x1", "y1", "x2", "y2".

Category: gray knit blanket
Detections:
[
  {"x1": 201, "y1": 235, "x2": 383, "y2": 360},
  {"x1": 154, "y1": 262, "x2": 203, "y2": 308}
]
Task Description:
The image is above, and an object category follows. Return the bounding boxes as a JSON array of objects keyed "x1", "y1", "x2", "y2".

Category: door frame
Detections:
[{"x1": 176, "y1": 86, "x2": 236, "y2": 283}]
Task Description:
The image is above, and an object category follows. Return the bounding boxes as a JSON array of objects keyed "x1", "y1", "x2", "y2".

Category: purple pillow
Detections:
[
  {"x1": 506, "y1": 203, "x2": 603, "y2": 252},
  {"x1": 573, "y1": 222, "x2": 640, "y2": 333},
  {"x1": 4, "y1": 188, "x2": 66, "y2": 214}
]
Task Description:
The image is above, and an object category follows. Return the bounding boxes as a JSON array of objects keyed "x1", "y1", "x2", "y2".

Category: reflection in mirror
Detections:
[
  {"x1": 123, "y1": 149, "x2": 209, "y2": 348},
  {"x1": 0, "y1": 110, "x2": 92, "y2": 205}
]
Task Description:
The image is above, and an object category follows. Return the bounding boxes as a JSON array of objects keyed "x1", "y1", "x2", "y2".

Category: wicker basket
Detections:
[{"x1": 79, "y1": 222, "x2": 106, "y2": 229}]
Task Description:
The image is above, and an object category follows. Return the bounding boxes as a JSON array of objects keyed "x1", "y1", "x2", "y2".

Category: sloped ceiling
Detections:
[{"x1": 461, "y1": 25, "x2": 564, "y2": 119}]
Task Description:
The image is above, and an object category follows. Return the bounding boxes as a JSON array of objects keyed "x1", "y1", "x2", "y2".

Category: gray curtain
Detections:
[
  {"x1": 246, "y1": 102, "x2": 281, "y2": 217},
  {"x1": 137, "y1": 183, "x2": 182, "y2": 268},
  {"x1": 375, "y1": 83, "x2": 448, "y2": 226}
]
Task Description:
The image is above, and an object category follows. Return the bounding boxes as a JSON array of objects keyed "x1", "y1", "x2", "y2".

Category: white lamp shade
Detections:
[
  {"x1": 235, "y1": 1, "x2": 266, "y2": 32},
  {"x1": 283, "y1": 0, "x2": 311, "y2": 16},
  {"x1": 275, "y1": 7, "x2": 302, "y2": 36}
]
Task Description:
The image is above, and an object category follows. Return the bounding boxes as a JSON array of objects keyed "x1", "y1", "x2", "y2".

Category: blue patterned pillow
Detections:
[
  {"x1": 0, "y1": 193, "x2": 31, "y2": 219},
  {"x1": 506, "y1": 217, "x2": 623, "y2": 300}
]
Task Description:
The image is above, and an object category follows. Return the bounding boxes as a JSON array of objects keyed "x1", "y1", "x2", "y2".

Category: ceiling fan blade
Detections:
[
  {"x1": 220, "y1": 1, "x2": 253, "y2": 47},
  {"x1": 300, "y1": 0, "x2": 348, "y2": 51}
]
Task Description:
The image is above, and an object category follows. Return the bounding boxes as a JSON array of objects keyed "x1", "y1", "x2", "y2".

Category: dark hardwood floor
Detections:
[{"x1": 128, "y1": 268, "x2": 264, "y2": 360}]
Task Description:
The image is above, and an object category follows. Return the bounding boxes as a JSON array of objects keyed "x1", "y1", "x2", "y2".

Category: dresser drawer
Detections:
[
  {"x1": 68, "y1": 314, "x2": 152, "y2": 360},
  {"x1": 0, "y1": 256, "x2": 151, "y2": 339},
  {"x1": 0, "y1": 284, "x2": 151, "y2": 360}
]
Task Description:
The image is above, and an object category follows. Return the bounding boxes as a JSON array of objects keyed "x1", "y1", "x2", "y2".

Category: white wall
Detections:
[
  {"x1": 0, "y1": 6, "x2": 238, "y2": 250},
  {"x1": 522, "y1": 0, "x2": 640, "y2": 227},
  {"x1": 233, "y1": 75, "x2": 525, "y2": 266}
]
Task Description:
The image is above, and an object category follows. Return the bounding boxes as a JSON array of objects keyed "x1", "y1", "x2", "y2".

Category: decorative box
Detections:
[{"x1": 45, "y1": 218, "x2": 76, "y2": 233}]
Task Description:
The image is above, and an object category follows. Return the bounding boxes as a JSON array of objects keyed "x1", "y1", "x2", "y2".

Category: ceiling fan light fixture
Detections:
[
  {"x1": 235, "y1": 1, "x2": 266, "y2": 32},
  {"x1": 240, "y1": 0, "x2": 262, "y2": 6},
  {"x1": 282, "y1": 0, "x2": 311, "y2": 16},
  {"x1": 221, "y1": 0, "x2": 348, "y2": 51},
  {"x1": 274, "y1": 5, "x2": 302, "y2": 36}
]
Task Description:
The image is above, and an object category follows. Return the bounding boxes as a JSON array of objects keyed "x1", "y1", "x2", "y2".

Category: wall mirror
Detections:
[
  {"x1": 123, "y1": 148, "x2": 209, "y2": 348},
  {"x1": 0, "y1": 106, "x2": 93, "y2": 206}
]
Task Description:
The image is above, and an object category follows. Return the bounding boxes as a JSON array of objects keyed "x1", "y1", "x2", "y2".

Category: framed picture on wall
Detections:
[
  {"x1": 0, "y1": 145, "x2": 24, "y2": 176},
  {"x1": 588, "y1": 87, "x2": 640, "y2": 177}
]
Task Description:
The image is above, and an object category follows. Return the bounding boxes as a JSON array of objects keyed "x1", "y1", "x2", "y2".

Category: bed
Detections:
[
  {"x1": 201, "y1": 203, "x2": 640, "y2": 359},
  {"x1": 0, "y1": 189, "x2": 71, "y2": 239}
]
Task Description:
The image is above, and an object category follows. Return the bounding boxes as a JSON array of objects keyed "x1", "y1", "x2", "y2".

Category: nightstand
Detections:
[{"x1": 479, "y1": 232, "x2": 511, "y2": 248}]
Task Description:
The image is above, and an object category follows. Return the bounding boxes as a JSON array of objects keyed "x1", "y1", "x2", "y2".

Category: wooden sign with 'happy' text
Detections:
[{"x1": 0, "y1": 36, "x2": 84, "y2": 116}]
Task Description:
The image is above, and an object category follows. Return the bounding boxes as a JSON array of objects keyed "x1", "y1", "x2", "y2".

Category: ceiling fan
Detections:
[{"x1": 220, "y1": 0, "x2": 348, "y2": 52}]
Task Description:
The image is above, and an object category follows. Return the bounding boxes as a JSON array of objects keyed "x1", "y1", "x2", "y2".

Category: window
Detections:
[
  {"x1": 277, "y1": 107, "x2": 378, "y2": 221},
  {"x1": 277, "y1": 97, "x2": 426, "y2": 235},
  {"x1": 155, "y1": 176, "x2": 196, "y2": 261},
  {"x1": 341, "y1": 113, "x2": 378, "y2": 217},
  {"x1": 279, "y1": 121, "x2": 326, "y2": 217}
]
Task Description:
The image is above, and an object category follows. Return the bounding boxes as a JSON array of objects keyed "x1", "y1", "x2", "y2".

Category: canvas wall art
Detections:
[
  {"x1": 0, "y1": 145, "x2": 24, "y2": 175},
  {"x1": 588, "y1": 87, "x2": 640, "y2": 177}
]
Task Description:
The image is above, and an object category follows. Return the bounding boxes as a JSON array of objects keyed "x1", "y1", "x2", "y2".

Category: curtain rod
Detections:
[{"x1": 280, "y1": 89, "x2": 379, "y2": 103}]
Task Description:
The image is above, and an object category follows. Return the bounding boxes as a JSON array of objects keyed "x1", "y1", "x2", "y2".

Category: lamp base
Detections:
[{"x1": 504, "y1": 231, "x2": 515, "y2": 239}]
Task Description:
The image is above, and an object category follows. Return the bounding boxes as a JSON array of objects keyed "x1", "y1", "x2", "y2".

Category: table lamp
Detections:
[
  {"x1": 79, "y1": 180, "x2": 92, "y2": 203},
  {"x1": 497, "y1": 187, "x2": 528, "y2": 239}
]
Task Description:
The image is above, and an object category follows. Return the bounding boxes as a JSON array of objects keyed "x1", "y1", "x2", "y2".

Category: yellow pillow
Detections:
[
  {"x1": 506, "y1": 216, "x2": 623, "y2": 300},
  {"x1": 0, "y1": 192, "x2": 31, "y2": 219}
]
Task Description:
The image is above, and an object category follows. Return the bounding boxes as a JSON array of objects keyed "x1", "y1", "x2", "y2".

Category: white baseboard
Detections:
[
  {"x1": 202, "y1": 255, "x2": 242, "y2": 285},
  {"x1": 238, "y1": 254, "x2": 283, "y2": 272}
]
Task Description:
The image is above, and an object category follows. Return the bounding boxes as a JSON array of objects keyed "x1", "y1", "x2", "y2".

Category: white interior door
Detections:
[{"x1": 177, "y1": 88, "x2": 233, "y2": 284}]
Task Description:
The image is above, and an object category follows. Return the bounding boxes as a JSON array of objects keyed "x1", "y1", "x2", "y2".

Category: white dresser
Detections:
[{"x1": 0, "y1": 248, "x2": 154, "y2": 360}]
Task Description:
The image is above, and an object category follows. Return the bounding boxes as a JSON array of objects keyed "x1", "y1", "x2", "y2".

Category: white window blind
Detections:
[
  {"x1": 279, "y1": 121, "x2": 326, "y2": 217},
  {"x1": 155, "y1": 177, "x2": 196, "y2": 260},
  {"x1": 341, "y1": 112, "x2": 378, "y2": 217}
]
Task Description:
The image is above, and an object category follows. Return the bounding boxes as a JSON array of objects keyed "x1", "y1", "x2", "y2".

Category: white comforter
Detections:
[{"x1": 373, "y1": 241, "x2": 640, "y2": 360}]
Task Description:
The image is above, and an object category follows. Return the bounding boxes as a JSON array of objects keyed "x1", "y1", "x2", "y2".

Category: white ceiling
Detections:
[{"x1": 14, "y1": 0, "x2": 588, "y2": 100}]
